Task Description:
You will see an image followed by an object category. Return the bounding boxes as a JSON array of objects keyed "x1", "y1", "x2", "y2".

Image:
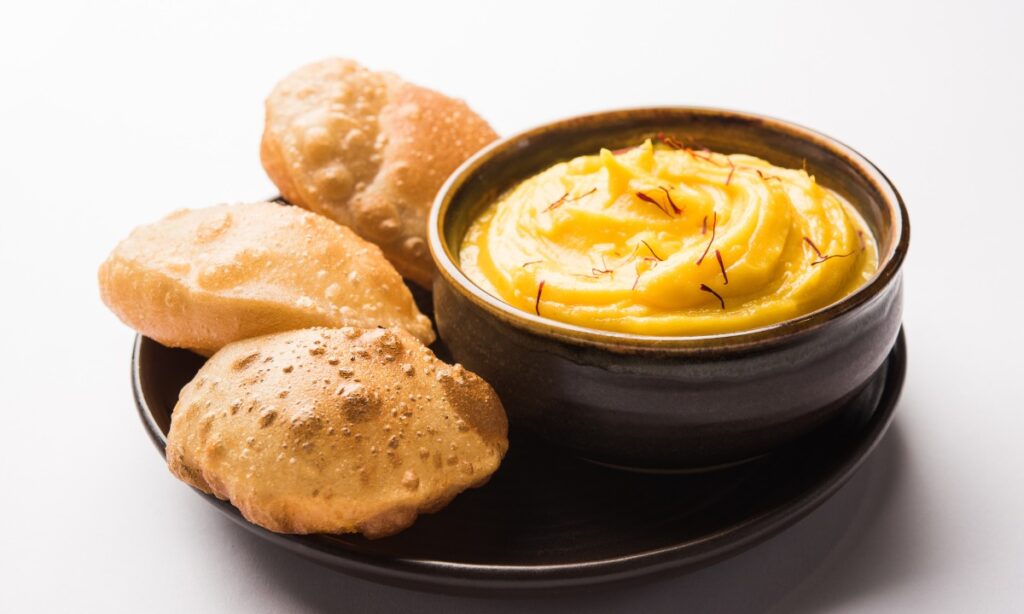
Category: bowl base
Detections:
[{"x1": 580, "y1": 452, "x2": 769, "y2": 475}]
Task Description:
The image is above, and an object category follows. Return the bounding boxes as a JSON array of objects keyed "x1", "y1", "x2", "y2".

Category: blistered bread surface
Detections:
[
  {"x1": 261, "y1": 58, "x2": 498, "y2": 287},
  {"x1": 98, "y1": 202, "x2": 434, "y2": 355},
  {"x1": 165, "y1": 326, "x2": 509, "y2": 538}
]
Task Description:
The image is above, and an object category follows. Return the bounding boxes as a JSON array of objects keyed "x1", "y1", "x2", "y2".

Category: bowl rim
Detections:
[{"x1": 428, "y1": 106, "x2": 909, "y2": 352}]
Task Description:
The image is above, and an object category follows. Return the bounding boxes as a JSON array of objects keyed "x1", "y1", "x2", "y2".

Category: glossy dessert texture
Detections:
[
  {"x1": 261, "y1": 58, "x2": 498, "y2": 288},
  {"x1": 98, "y1": 202, "x2": 434, "y2": 356},
  {"x1": 460, "y1": 138, "x2": 877, "y2": 336},
  {"x1": 166, "y1": 326, "x2": 509, "y2": 538}
]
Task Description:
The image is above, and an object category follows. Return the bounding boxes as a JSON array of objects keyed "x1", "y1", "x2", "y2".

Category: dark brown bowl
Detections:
[{"x1": 428, "y1": 107, "x2": 909, "y2": 471}]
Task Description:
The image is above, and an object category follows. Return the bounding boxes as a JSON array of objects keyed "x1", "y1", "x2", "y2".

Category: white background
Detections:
[{"x1": 1, "y1": 1, "x2": 1022, "y2": 612}]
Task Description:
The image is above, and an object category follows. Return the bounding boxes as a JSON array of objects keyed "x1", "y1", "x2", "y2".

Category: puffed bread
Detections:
[
  {"x1": 166, "y1": 326, "x2": 509, "y2": 538},
  {"x1": 98, "y1": 202, "x2": 434, "y2": 355},
  {"x1": 260, "y1": 58, "x2": 498, "y2": 288}
]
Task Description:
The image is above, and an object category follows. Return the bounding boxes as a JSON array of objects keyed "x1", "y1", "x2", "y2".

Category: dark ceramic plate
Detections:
[{"x1": 133, "y1": 330, "x2": 904, "y2": 595}]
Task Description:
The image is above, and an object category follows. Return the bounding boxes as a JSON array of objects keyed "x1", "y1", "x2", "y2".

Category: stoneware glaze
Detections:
[{"x1": 429, "y1": 107, "x2": 909, "y2": 470}]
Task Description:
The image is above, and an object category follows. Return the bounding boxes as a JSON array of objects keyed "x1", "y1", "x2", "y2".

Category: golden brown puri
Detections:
[
  {"x1": 165, "y1": 326, "x2": 509, "y2": 538},
  {"x1": 98, "y1": 202, "x2": 434, "y2": 356},
  {"x1": 260, "y1": 58, "x2": 498, "y2": 288}
]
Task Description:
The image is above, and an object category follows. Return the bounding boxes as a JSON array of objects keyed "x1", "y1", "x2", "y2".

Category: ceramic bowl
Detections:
[{"x1": 428, "y1": 107, "x2": 909, "y2": 471}]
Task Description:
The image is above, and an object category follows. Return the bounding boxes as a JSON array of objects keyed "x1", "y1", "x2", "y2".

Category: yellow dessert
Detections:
[{"x1": 459, "y1": 137, "x2": 878, "y2": 336}]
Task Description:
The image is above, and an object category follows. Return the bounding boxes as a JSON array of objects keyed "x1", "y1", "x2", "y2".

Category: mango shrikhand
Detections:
[{"x1": 459, "y1": 138, "x2": 878, "y2": 336}]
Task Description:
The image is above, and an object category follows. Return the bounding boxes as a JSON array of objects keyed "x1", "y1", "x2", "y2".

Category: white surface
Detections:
[{"x1": 1, "y1": 1, "x2": 1022, "y2": 612}]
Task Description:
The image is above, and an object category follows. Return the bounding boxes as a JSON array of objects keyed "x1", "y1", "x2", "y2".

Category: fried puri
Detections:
[
  {"x1": 165, "y1": 326, "x2": 509, "y2": 538},
  {"x1": 98, "y1": 202, "x2": 434, "y2": 355},
  {"x1": 260, "y1": 58, "x2": 498, "y2": 288}
]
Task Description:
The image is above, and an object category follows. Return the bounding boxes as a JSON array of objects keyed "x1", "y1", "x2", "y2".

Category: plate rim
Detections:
[{"x1": 132, "y1": 330, "x2": 905, "y2": 594}]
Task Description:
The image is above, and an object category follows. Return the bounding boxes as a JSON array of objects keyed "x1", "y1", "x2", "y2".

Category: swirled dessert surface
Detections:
[{"x1": 459, "y1": 138, "x2": 878, "y2": 336}]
